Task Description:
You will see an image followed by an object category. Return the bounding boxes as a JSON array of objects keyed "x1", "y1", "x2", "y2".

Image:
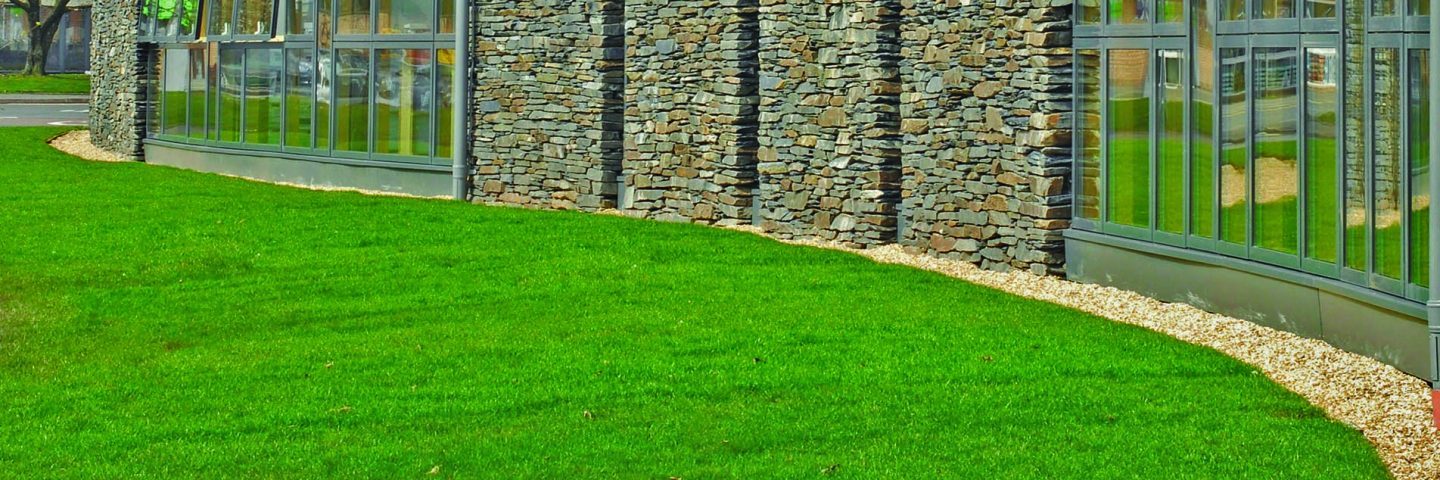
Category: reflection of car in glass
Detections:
[
  {"x1": 315, "y1": 53, "x2": 332, "y2": 101},
  {"x1": 375, "y1": 50, "x2": 433, "y2": 110},
  {"x1": 335, "y1": 52, "x2": 369, "y2": 102}
]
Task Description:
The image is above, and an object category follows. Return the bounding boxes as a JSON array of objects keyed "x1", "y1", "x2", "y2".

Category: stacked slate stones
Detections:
[
  {"x1": 756, "y1": 0, "x2": 904, "y2": 247},
  {"x1": 898, "y1": 0, "x2": 1072, "y2": 275},
  {"x1": 623, "y1": 0, "x2": 761, "y2": 226},
  {"x1": 89, "y1": 0, "x2": 143, "y2": 159},
  {"x1": 471, "y1": 0, "x2": 626, "y2": 210}
]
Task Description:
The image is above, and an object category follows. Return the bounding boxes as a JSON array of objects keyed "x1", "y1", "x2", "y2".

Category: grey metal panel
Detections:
[
  {"x1": 1066, "y1": 229, "x2": 1431, "y2": 378},
  {"x1": 145, "y1": 141, "x2": 453, "y2": 197}
]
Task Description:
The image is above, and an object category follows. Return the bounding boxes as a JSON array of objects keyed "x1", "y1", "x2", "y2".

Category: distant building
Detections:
[{"x1": 0, "y1": 0, "x2": 91, "y2": 73}]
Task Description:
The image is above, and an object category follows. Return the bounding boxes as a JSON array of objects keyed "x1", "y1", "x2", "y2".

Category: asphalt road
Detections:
[{"x1": 0, "y1": 103, "x2": 88, "y2": 127}]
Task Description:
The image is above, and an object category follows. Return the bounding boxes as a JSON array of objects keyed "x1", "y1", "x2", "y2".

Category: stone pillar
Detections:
[
  {"x1": 471, "y1": 0, "x2": 626, "y2": 211},
  {"x1": 623, "y1": 0, "x2": 761, "y2": 225},
  {"x1": 88, "y1": 0, "x2": 144, "y2": 160},
  {"x1": 898, "y1": 0, "x2": 1071, "y2": 275},
  {"x1": 757, "y1": 0, "x2": 904, "y2": 247}
]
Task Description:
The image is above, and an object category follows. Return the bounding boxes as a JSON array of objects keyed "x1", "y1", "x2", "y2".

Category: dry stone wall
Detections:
[
  {"x1": 89, "y1": 0, "x2": 144, "y2": 159},
  {"x1": 897, "y1": 0, "x2": 1072, "y2": 275},
  {"x1": 755, "y1": 0, "x2": 904, "y2": 247},
  {"x1": 470, "y1": 0, "x2": 626, "y2": 210},
  {"x1": 622, "y1": 0, "x2": 761, "y2": 225}
]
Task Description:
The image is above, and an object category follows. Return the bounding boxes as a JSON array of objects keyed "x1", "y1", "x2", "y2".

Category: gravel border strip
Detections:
[
  {"x1": 748, "y1": 232, "x2": 1438, "y2": 479},
  {"x1": 50, "y1": 138, "x2": 1438, "y2": 476}
]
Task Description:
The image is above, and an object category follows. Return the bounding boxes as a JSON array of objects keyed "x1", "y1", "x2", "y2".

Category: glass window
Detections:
[
  {"x1": 243, "y1": 48, "x2": 283, "y2": 146},
  {"x1": 1343, "y1": 12, "x2": 1367, "y2": 271},
  {"x1": 1158, "y1": 49, "x2": 1185, "y2": 234},
  {"x1": 1107, "y1": 49, "x2": 1151, "y2": 228},
  {"x1": 1405, "y1": 49, "x2": 1428, "y2": 288},
  {"x1": 181, "y1": 0, "x2": 199, "y2": 36},
  {"x1": 163, "y1": 48, "x2": 189, "y2": 136},
  {"x1": 1256, "y1": 0, "x2": 1296, "y2": 18},
  {"x1": 1111, "y1": 0, "x2": 1149, "y2": 24},
  {"x1": 209, "y1": 0, "x2": 236, "y2": 36},
  {"x1": 1410, "y1": 49, "x2": 1430, "y2": 288},
  {"x1": 1374, "y1": 0, "x2": 1399, "y2": 16},
  {"x1": 285, "y1": 48, "x2": 315, "y2": 148},
  {"x1": 1374, "y1": 47, "x2": 1403, "y2": 279},
  {"x1": 237, "y1": 0, "x2": 276, "y2": 36},
  {"x1": 1305, "y1": 47, "x2": 1340, "y2": 263},
  {"x1": 1410, "y1": 0, "x2": 1430, "y2": 15},
  {"x1": 338, "y1": 0, "x2": 369, "y2": 34},
  {"x1": 375, "y1": 48, "x2": 433, "y2": 157},
  {"x1": 1307, "y1": 0, "x2": 1337, "y2": 17},
  {"x1": 436, "y1": 48, "x2": 455, "y2": 159},
  {"x1": 289, "y1": 0, "x2": 315, "y2": 35},
  {"x1": 439, "y1": 0, "x2": 455, "y2": 33},
  {"x1": 147, "y1": 50, "x2": 163, "y2": 135},
  {"x1": 1253, "y1": 47, "x2": 1300, "y2": 254},
  {"x1": 1223, "y1": 0, "x2": 1247, "y2": 20},
  {"x1": 335, "y1": 48, "x2": 370, "y2": 153},
  {"x1": 379, "y1": 0, "x2": 433, "y2": 34},
  {"x1": 1220, "y1": 47, "x2": 1248, "y2": 245},
  {"x1": 217, "y1": 48, "x2": 242, "y2": 143},
  {"x1": 1077, "y1": 49, "x2": 1102, "y2": 220},
  {"x1": 319, "y1": 0, "x2": 333, "y2": 44},
  {"x1": 1159, "y1": 0, "x2": 1183, "y2": 22},
  {"x1": 149, "y1": 0, "x2": 181, "y2": 37},
  {"x1": 1079, "y1": 0, "x2": 1101, "y2": 24},
  {"x1": 188, "y1": 47, "x2": 208, "y2": 140},
  {"x1": 316, "y1": 49, "x2": 333, "y2": 150},
  {"x1": 1192, "y1": 6, "x2": 1215, "y2": 238}
]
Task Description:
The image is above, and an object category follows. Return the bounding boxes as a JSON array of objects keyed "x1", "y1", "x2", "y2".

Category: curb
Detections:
[{"x1": 0, "y1": 95, "x2": 89, "y2": 105}]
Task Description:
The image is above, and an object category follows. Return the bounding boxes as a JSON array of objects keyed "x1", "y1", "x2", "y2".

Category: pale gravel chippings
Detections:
[
  {"x1": 48, "y1": 130, "x2": 128, "y2": 163},
  {"x1": 48, "y1": 142, "x2": 1440, "y2": 477},
  {"x1": 753, "y1": 234, "x2": 1439, "y2": 480}
]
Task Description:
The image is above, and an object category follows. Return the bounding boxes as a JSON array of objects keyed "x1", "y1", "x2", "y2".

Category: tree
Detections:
[{"x1": 5, "y1": 0, "x2": 73, "y2": 76}]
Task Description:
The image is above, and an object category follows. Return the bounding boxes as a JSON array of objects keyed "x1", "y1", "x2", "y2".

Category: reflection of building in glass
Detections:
[
  {"x1": 1307, "y1": 48, "x2": 1339, "y2": 85},
  {"x1": 1254, "y1": 48, "x2": 1298, "y2": 96},
  {"x1": 0, "y1": 3, "x2": 91, "y2": 73}
]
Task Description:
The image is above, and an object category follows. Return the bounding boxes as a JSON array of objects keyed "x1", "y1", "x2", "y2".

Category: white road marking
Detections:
[
  {"x1": 59, "y1": 109, "x2": 88, "y2": 113},
  {"x1": 47, "y1": 120, "x2": 86, "y2": 126}
]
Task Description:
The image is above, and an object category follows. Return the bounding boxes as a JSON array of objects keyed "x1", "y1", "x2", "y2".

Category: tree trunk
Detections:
[{"x1": 19, "y1": 21, "x2": 58, "y2": 76}]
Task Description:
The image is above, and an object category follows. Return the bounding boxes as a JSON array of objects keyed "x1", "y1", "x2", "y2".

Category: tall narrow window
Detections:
[
  {"x1": 1343, "y1": 10, "x2": 1367, "y2": 272},
  {"x1": 188, "y1": 46, "x2": 207, "y2": 140},
  {"x1": 316, "y1": 48, "x2": 333, "y2": 150},
  {"x1": 1410, "y1": 49, "x2": 1430, "y2": 288},
  {"x1": 1077, "y1": 49, "x2": 1102, "y2": 220},
  {"x1": 243, "y1": 48, "x2": 283, "y2": 146},
  {"x1": 1220, "y1": 47, "x2": 1249, "y2": 245},
  {"x1": 375, "y1": 48, "x2": 433, "y2": 157},
  {"x1": 1108, "y1": 49, "x2": 1151, "y2": 228},
  {"x1": 436, "y1": 48, "x2": 456, "y2": 159},
  {"x1": 1257, "y1": 0, "x2": 1296, "y2": 18},
  {"x1": 217, "y1": 48, "x2": 242, "y2": 143},
  {"x1": 1192, "y1": 10, "x2": 1216, "y2": 238},
  {"x1": 1253, "y1": 47, "x2": 1300, "y2": 255},
  {"x1": 1158, "y1": 49, "x2": 1185, "y2": 234},
  {"x1": 1305, "y1": 47, "x2": 1340, "y2": 264},
  {"x1": 1374, "y1": 47, "x2": 1403, "y2": 279},
  {"x1": 163, "y1": 48, "x2": 189, "y2": 136},
  {"x1": 285, "y1": 48, "x2": 315, "y2": 148},
  {"x1": 335, "y1": 48, "x2": 370, "y2": 153}
]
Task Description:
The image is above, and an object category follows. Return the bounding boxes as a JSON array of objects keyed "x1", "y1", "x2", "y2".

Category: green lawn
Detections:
[
  {"x1": 0, "y1": 74, "x2": 91, "y2": 94},
  {"x1": 0, "y1": 127, "x2": 1389, "y2": 477}
]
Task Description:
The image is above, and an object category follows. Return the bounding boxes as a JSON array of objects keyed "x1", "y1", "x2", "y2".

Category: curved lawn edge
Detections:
[
  {"x1": 744, "y1": 232, "x2": 1440, "y2": 479},
  {"x1": 0, "y1": 126, "x2": 1398, "y2": 477}
]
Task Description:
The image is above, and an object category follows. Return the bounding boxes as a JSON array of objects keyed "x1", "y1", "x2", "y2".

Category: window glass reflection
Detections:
[
  {"x1": 1110, "y1": 0, "x2": 1148, "y2": 24},
  {"x1": 289, "y1": 0, "x2": 315, "y2": 35},
  {"x1": 1159, "y1": 0, "x2": 1182, "y2": 22},
  {"x1": 217, "y1": 48, "x2": 242, "y2": 142},
  {"x1": 1343, "y1": 7, "x2": 1367, "y2": 271},
  {"x1": 1158, "y1": 49, "x2": 1185, "y2": 234},
  {"x1": 1077, "y1": 49, "x2": 1101, "y2": 220},
  {"x1": 1307, "y1": 0, "x2": 1337, "y2": 17},
  {"x1": 243, "y1": 48, "x2": 282, "y2": 146},
  {"x1": 436, "y1": 48, "x2": 455, "y2": 159},
  {"x1": 163, "y1": 48, "x2": 189, "y2": 136},
  {"x1": 439, "y1": 0, "x2": 455, "y2": 33},
  {"x1": 1220, "y1": 47, "x2": 1248, "y2": 245},
  {"x1": 1410, "y1": 0, "x2": 1429, "y2": 15},
  {"x1": 1305, "y1": 47, "x2": 1340, "y2": 263},
  {"x1": 1192, "y1": 6, "x2": 1215, "y2": 238},
  {"x1": 237, "y1": 0, "x2": 275, "y2": 35},
  {"x1": 375, "y1": 49, "x2": 433, "y2": 157},
  {"x1": 339, "y1": 0, "x2": 369, "y2": 34},
  {"x1": 1410, "y1": 49, "x2": 1430, "y2": 288},
  {"x1": 286, "y1": 48, "x2": 315, "y2": 148},
  {"x1": 380, "y1": 0, "x2": 433, "y2": 34},
  {"x1": 1256, "y1": 0, "x2": 1296, "y2": 18},
  {"x1": 209, "y1": 0, "x2": 236, "y2": 36},
  {"x1": 1223, "y1": 0, "x2": 1246, "y2": 20},
  {"x1": 188, "y1": 47, "x2": 208, "y2": 140},
  {"x1": 1374, "y1": 48, "x2": 1403, "y2": 279},
  {"x1": 335, "y1": 48, "x2": 370, "y2": 153},
  {"x1": 1253, "y1": 47, "x2": 1300, "y2": 254},
  {"x1": 1374, "y1": 0, "x2": 1398, "y2": 16},
  {"x1": 1079, "y1": 0, "x2": 1101, "y2": 24},
  {"x1": 1107, "y1": 49, "x2": 1150, "y2": 228},
  {"x1": 316, "y1": 49, "x2": 332, "y2": 150}
]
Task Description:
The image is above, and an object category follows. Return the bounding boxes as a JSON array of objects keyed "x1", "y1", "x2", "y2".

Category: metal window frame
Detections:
[
  {"x1": 1155, "y1": 37, "x2": 1190, "y2": 246},
  {"x1": 1248, "y1": 34, "x2": 1304, "y2": 269},
  {"x1": 1299, "y1": 34, "x2": 1344, "y2": 277},
  {"x1": 1216, "y1": 35, "x2": 1252, "y2": 257}
]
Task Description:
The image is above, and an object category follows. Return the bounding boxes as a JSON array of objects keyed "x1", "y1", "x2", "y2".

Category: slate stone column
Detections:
[
  {"x1": 88, "y1": 0, "x2": 144, "y2": 160},
  {"x1": 898, "y1": 0, "x2": 1071, "y2": 275},
  {"x1": 471, "y1": 0, "x2": 626, "y2": 211},
  {"x1": 623, "y1": 0, "x2": 762, "y2": 225},
  {"x1": 757, "y1": 0, "x2": 904, "y2": 247}
]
